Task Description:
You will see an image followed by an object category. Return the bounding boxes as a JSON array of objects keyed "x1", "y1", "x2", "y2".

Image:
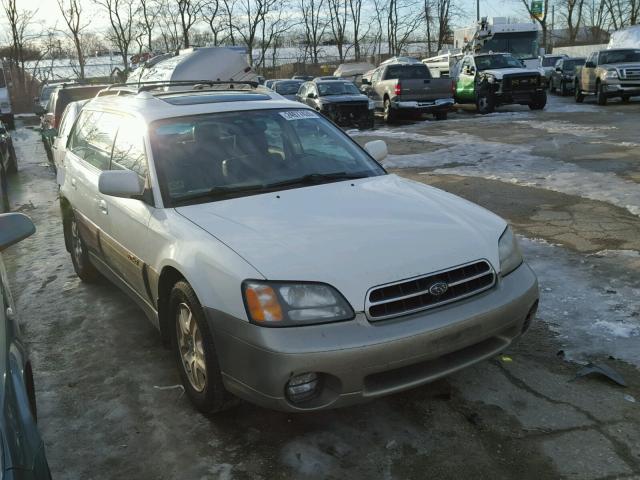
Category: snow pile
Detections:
[{"x1": 608, "y1": 25, "x2": 640, "y2": 49}]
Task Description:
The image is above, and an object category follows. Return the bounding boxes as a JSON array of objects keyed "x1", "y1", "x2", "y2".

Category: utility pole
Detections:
[
  {"x1": 551, "y1": 4, "x2": 555, "y2": 49},
  {"x1": 476, "y1": 0, "x2": 479, "y2": 21}
]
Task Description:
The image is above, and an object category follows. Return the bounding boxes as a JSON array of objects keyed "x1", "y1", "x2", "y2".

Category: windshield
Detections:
[
  {"x1": 562, "y1": 59, "x2": 585, "y2": 71},
  {"x1": 480, "y1": 31, "x2": 539, "y2": 60},
  {"x1": 317, "y1": 82, "x2": 361, "y2": 96},
  {"x1": 542, "y1": 56, "x2": 563, "y2": 67},
  {"x1": 599, "y1": 50, "x2": 640, "y2": 64},
  {"x1": 275, "y1": 81, "x2": 303, "y2": 95},
  {"x1": 475, "y1": 54, "x2": 524, "y2": 71},
  {"x1": 150, "y1": 109, "x2": 385, "y2": 206},
  {"x1": 385, "y1": 64, "x2": 430, "y2": 80}
]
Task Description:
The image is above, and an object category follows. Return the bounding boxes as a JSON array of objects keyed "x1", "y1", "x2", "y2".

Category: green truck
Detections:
[{"x1": 453, "y1": 52, "x2": 547, "y2": 114}]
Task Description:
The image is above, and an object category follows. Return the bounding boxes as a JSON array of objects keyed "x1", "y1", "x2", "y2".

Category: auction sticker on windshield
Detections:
[{"x1": 279, "y1": 110, "x2": 320, "y2": 121}]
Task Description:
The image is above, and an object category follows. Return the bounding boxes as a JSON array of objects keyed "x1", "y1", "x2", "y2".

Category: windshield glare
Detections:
[
  {"x1": 317, "y1": 82, "x2": 360, "y2": 96},
  {"x1": 275, "y1": 82, "x2": 303, "y2": 95},
  {"x1": 599, "y1": 50, "x2": 640, "y2": 64},
  {"x1": 476, "y1": 55, "x2": 524, "y2": 70},
  {"x1": 151, "y1": 109, "x2": 384, "y2": 205}
]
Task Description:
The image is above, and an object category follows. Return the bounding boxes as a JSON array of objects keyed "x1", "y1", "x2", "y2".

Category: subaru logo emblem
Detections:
[{"x1": 429, "y1": 281, "x2": 448, "y2": 296}]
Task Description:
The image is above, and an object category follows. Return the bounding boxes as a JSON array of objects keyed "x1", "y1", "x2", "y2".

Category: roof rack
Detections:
[{"x1": 99, "y1": 80, "x2": 259, "y2": 94}]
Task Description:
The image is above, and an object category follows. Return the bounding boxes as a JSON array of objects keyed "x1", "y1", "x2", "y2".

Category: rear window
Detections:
[
  {"x1": 542, "y1": 56, "x2": 563, "y2": 67},
  {"x1": 384, "y1": 65, "x2": 431, "y2": 80}
]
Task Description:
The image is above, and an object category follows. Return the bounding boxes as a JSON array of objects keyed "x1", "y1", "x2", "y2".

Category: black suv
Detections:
[{"x1": 296, "y1": 79, "x2": 374, "y2": 128}]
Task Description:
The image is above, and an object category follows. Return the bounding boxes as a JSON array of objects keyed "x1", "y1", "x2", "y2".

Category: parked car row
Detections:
[{"x1": 42, "y1": 79, "x2": 539, "y2": 416}]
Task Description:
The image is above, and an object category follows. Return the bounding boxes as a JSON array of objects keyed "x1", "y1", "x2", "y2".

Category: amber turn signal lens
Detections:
[{"x1": 245, "y1": 284, "x2": 284, "y2": 322}]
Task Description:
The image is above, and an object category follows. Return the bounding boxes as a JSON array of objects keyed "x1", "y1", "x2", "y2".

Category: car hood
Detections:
[
  {"x1": 602, "y1": 62, "x2": 640, "y2": 70},
  {"x1": 319, "y1": 94, "x2": 368, "y2": 103},
  {"x1": 175, "y1": 175, "x2": 506, "y2": 311},
  {"x1": 483, "y1": 68, "x2": 542, "y2": 79}
]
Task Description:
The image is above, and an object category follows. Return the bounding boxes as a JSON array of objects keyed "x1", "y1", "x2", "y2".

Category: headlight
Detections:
[
  {"x1": 243, "y1": 281, "x2": 354, "y2": 326},
  {"x1": 498, "y1": 226, "x2": 523, "y2": 276},
  {"x1": 486, "y1": 75, "x2": 496, "y2": 84},
  {"x1": 605, "y1": 68, "x2": 619, "y2": 79},
  {"x1": 368, "y1": 99, "x2": 375, "y2": 110}
]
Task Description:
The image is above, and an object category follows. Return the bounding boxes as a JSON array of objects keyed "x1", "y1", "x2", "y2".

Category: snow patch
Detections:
[{"x1": 356, "y1": 130, "x2": 640, "y2": 217}]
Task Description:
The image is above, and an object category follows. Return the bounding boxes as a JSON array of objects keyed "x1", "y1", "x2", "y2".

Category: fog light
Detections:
[{"x1": 286, "y1": 372, "x2": 320, "y2": 403}]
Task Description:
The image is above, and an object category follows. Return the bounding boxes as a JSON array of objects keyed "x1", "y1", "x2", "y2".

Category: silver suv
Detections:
[{"x1": 59, "y1": 81, "x2": 538, "y2": 413}]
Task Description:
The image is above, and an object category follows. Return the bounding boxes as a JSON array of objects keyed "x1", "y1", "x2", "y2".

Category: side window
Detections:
[
  {"x1": 68, "y1": 110, "x2": 119, "y2": 170},
  {"x1": 589, "y1": 53, "x2": 597, "y2": 65},
  {"x1": 299, "y1": 84, "x2": 308, "y2": 97},
  {"x1": 111, "y1": 118, "x2": 148, "y2": 177}
]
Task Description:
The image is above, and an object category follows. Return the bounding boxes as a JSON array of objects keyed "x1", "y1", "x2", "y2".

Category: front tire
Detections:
[
  {"x1": 7, "y1": 143, "x2": 17, "y2": 174},
  {"x1": 434, "y1": 111, "x2": 448, "y2": 121},
  {"x1": 529, "y1": 91, "x2": 547, "y2": 110},
  {"x1": 476, "y1": 92, "x2": 495, "y2": 114},
  {"x1": 596, "y1": 82, "x2": 608, "y2": 105},
  {"x1": 575, "y1": 83, "x2": 585, "y2": 103},
  {"x1": 67, "y1": 213, "x2": 100, "y2": 282},
  {"x1": 560, "y1": 80, "x2": 568, "y2": 96},
  {"x1": 170, "y1": 280, "x2": 237, "y2": 414}
]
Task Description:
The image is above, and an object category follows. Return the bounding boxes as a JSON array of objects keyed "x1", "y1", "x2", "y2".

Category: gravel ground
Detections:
[{"x1": 2, "y1": 94, "x2": 640, "y2": 479}]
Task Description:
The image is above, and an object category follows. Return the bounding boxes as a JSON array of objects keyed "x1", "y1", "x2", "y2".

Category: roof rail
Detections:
[{"x1": 101, "y1": 80, "x2": 259, "y2": 94}]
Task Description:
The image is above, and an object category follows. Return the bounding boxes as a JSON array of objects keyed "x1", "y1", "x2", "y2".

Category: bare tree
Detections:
[
  {"x1": 57, "y1": 0, "x2": 88, "y2": 79},
  {"x1": 348, "y1": 0, "x2": 365, "y2": 60},
  {"x1": 157, "y1": 0, "x2": 182, "y2": 51},
  {"x1": 584, "y1": 0, "x2": 609, "y2": 43},
  {"x1": 232, "y1": 0, "x2": 280, "y2": 66},
  {"x1": 520, "y1": 0, "x2": 549, "y2": 50},
  {"x1": 1, "y1": 0, "x2": 37, "y2": 86},
  {"x1": 299, "y1": 0, "x2": 327, "y2": 64},
  {"x1": 557, "y1": 0, "x2": 585, "y2": 43},
  {"x1": 371, "y1": 0, "x2": 387, "y2": 61},
  {"x1": 202, "y1": 0, "x2": 227, "y2": 45},
  {"x1": 139, "y1": 0, "x2": 161, "y2": 52},
  {"x1": 327, "y1": 0, "x2": 348, "y2": 61},
  {"x1": 94, "y1": 0, "x2": 140, "y2": 71},
  {"x1": 435, "y1": 0, "x2": 452, "y2": 50},
  {"x1": 388, "y1": 0, "x2": 424, "y2": 56},
  {"x1": 177, "y1": 0, "x2": 203, "y2": 48},
  {"x1": 255, "y1": 5, "x2": 291, "y2": 70}
]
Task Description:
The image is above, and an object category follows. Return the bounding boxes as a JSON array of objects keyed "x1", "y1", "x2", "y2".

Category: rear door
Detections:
[
  {"x1": 99, "y1": 115, "x2": 154, "y2": 303},
  {"x1": 64, "y1": 110, "x2": 118, "y2": 255}
]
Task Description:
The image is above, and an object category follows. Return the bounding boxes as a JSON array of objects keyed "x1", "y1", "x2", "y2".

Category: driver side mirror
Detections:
[
  {"x1": 307, "y1": 92, "x2": 316, "y2": 99},
  {"x1": 555, "y1": 66, "x2": 562, "y2": 72},
  {"x1": 361, "y1": 78, "x2": 371, "y2": 85},
  {"x1": 0, "y1": 213, "x2": 35, "y2": 251},
  {"x1": 364, "y1": 140, "x2": 388, "y2": 162},
  {"x1": 99, "y1": 170, "x2": 144, "y2": 199},
  {"x1": 585, "y1": 61, "x2": 595, "y2": 68}
]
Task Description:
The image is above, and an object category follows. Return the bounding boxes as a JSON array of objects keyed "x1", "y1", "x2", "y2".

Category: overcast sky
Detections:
[{"x1": 17, "y1": 0, "x2": 524, "y2": 34}]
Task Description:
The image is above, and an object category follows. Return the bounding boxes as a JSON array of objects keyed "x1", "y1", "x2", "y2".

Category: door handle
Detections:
[
  {"x1": 97, "y1": 199, "x2": 108, "y2": 215},
  {"x1": 70, "y1": 177, "x2": 77, "y2": 189}
]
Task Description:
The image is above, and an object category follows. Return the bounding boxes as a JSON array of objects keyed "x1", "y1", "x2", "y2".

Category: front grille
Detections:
[
  {"x1": 366, "y1": 260, "x2": 496, "y2": 320},
  {"x1": 621, "y1": 68, "x2": 640, "y2": 79},
  {"x1": 504, "y1": 75, "x2": 539, "y2": 92}
]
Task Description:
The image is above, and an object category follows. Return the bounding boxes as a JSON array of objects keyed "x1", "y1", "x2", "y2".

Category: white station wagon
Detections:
[{"x1": 58, "y1": 81, "x2": 539, "y2": 413}]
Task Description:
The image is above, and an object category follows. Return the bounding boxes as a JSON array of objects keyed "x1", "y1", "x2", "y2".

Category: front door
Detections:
[
  {"x1": 99, "y1": 116, "x2": 153, "y2": 303},
  {"x1": 456, "y1": 57, "x2": 477, "y2": 103}
]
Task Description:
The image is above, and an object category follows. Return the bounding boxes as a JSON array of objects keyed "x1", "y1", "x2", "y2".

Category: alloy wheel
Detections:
[
  {"x1": 176, "y1": 302, "x2": 207, "y2": 392},
  {"x1": 71, "y1": 218, "x2": 84, "y2": 268}
]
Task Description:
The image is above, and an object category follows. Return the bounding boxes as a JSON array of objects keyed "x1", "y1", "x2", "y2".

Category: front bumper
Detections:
[
  {"x1": 393, "y1": 98, "x2": 454, "y2": 112},
  {"x1": 206, "y1": 262, "x2": 539, "y2": 412},
  {"x1": 604, "y1": 82, "x2": 640, "y2": 95}
]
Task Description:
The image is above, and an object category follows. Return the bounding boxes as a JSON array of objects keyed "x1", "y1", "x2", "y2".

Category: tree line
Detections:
[{"x1": 1, "y1": 0, "x2": 639, "y2": 83}]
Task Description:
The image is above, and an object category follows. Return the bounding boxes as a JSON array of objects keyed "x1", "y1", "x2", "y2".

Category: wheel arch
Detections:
[
  {"x1": 59, "y1": 195, "x2": 73, "y2": 252},
  {"x1": 157, "y1": 265, "x2": 187, "y2": 347}
]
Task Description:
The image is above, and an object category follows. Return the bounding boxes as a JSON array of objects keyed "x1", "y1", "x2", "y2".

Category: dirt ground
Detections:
[{"x1": 3, "y1": 94, "x2": 640, "y2": 480}]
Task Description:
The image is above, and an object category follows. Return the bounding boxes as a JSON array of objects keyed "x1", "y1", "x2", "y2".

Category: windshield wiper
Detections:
[
  {"x1": 266, "y1": 172, "x2": 367, "y2": 189},
  {"x1": 173, "y1": 183, "x2": 267, "y2": 205}
]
